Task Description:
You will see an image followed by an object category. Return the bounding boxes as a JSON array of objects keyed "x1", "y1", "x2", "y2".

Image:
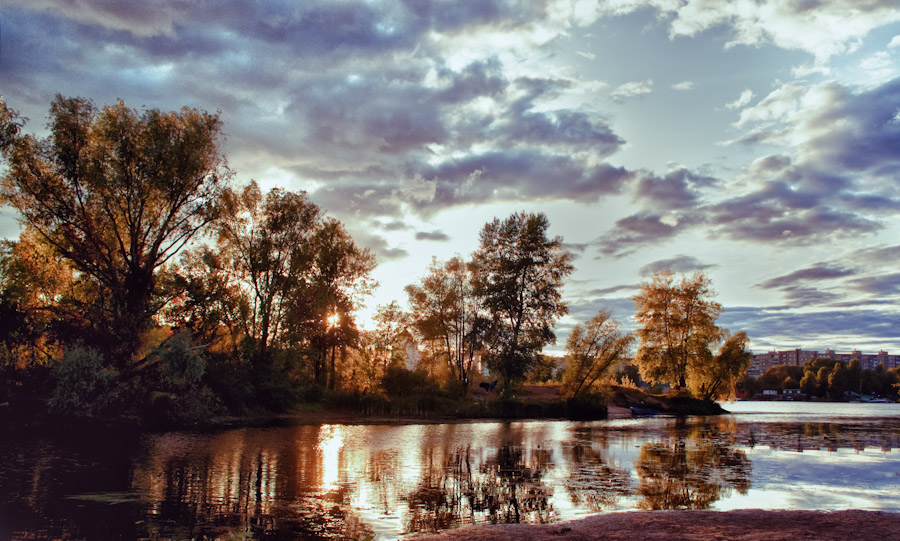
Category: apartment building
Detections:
[{"x1": 750, "y1": 348, "x2": 900, "y2": 375}]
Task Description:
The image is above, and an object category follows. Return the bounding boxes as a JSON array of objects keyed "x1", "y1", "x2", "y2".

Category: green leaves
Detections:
[{"x1": 471, "y1": 212, "x2": 573, "y2": 391}]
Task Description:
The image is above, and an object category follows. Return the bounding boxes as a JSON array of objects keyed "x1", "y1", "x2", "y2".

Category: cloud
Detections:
[
  {"x1": 565, "y1": 297, "x2": 638, "y2": 332},
  {"x1": 845, "y1": 244, "x2": 900, "y2": 263},
  {"x1": 415, "y1": 230, "x2": 451, "y2": 241},
  {"x1": 592, "y1": 212, "x2": 691, "y2": 258},
  {"x1": 726, "y1": 89, "x2": 754, "y2": 110},
  {"x1": 758, "y1": 265, "x2": 857, "y2": 290},
  {"x1": 7, "y1": 0, "x2": 185, "y2": 37},
  {"x1": 576, "y1": 51, "x2": 596, "y2": 60},
  {"x1": 379, "y1": 220, "x2": 409, "y2": 231},
  {"x1": 638, "y1": 255, "x2": 715, "y2": 276},
  {"x1": 711, "y1": 77, "x2": 900, "y2": 243},
  {"x1": 585, "y1": 77, "x2": 899, "y2": 259},
  {"x1": 654, "y1": 0, "x2": 900, "y2": 64},
  {"x1": 586, "y1": 284, "x2": 640, "y2": 297},
  {"x1": 752, "y1": 247, "x2": 900, "y2": 312},
  {"x1": 719, "y1": 306, "x2": 900, "y2": 353},
  {"x1": 671, "y1": 81, "x2": 694, "y2": 91},
  {"x1": 890, "y1": 35, "x2": 900, "y2": 49},
  {"x1": 703, "y1": 189, "x2": 881, "y2": 243},
  {"x1": 847, "y1": 273, "x2": 900, "y2": 297},
  {"x1": 859, "y1": 51, "x2": 897, "y2": 82},
  {"x1": 611, "y1": 79, "x2": 653, "y2": 101},
  {"x1": 633, "y1": 168, "x2": 716, "y2": 210}
]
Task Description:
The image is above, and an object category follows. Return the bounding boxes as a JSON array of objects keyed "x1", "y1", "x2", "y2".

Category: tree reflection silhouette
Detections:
[
  {"x1": 404, "y1": 444, "x2": 553, "y2": 534},
  {"x1": 636, "y1": 422, "x2": 751, "y2": 510},
  {"x1": 564, "y1": 440, "x2": 634, "y2": 511}
]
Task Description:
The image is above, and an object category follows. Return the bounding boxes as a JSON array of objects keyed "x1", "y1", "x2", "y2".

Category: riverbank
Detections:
[
  {"x1": 206, "y1": 385, "x2": 725, "y2": 428},
  {"x1": 414, "y1": 510, "x2": 900, "y2": 540},
  {"x1": 0, "y1": 384, "x2": 726, "y2": 431}
]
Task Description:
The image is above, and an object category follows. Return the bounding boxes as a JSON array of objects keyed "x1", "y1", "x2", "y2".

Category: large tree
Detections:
[
  {"x1": 214, "y1": 181, "x2": 321, "y2": 364},
  {"x1": 406, "y1": 256, "x2": 484, "y2": 388},
  {"x1": 0, "y1": 96, "x2": 230, "y2": 366},
  {"x1": 689, "y1": 330, "x2": 752, "y2": 400},
  {"x1": 631, "y1": 270, "x2": 723, "y2": 391},
  {"x1": 472, "y1": 212, "x2": 573, "y2": 394},
  {"x1": 285, "y1": 217, "x2": 376, "y2": 387}
]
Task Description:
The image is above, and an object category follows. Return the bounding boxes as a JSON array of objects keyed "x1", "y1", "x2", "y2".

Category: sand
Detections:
[{"x1": 412, "y1": 510, "x2": 900, "y2": 540}]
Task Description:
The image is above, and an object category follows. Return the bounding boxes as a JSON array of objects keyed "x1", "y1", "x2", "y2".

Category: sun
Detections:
[{"x1": 327, "y1": 313, "x2": 340, "y2": 328}]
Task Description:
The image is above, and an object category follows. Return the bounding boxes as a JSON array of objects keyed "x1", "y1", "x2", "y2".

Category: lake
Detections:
[{"x1": 2, "y1": 402, "x2": 899, "y2": 539}]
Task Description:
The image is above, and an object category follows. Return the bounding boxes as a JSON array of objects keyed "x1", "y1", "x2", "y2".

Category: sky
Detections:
[{"x1": 2, "y1": 0, "x2": 899, "y2": 355}]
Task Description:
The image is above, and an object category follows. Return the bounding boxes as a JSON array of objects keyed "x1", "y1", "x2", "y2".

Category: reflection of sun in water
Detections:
[{"x1": 318, "y1": 424, "x2": 344, "y2": 491}]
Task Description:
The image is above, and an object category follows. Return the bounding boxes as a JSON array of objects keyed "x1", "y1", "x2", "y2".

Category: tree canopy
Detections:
[
  {"x1": 562, "y1": 309, "x2": 634, "y2": 399},
  {"x1": 0, "y1": 95, "x2": 230, "y2": 366},
  {"x1": 472, "y1": 212, "x2": 573, "y2": 393},
  {"x1": 405, "y1": 256, "x2": 484, "y2": 388},
  {"x1": 632, "y1": 270, "x2": 724, "y2": 392}
]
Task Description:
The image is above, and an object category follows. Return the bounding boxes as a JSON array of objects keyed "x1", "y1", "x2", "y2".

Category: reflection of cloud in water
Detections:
[{"x1": 730, "y1": 447, "x2": 900, "y2": 511}]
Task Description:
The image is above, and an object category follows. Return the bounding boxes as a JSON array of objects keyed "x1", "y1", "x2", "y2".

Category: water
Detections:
[{"x1": 2, "y1": 402, "x2": 899, "y2": 539}]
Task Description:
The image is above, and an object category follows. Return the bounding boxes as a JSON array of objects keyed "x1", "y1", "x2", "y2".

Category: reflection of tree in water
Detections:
[
  {"x1": 742, "y1": 420, "x2": 900, "y2": 452},
  {"x1": 636, "y1": 421, "x2": 751, "y2": 510},
  {"x1": 129, "y1": 428, "x2": 374, "y2": 540},
  {"x1": 404, "y1": 447, "x2": 470, "y2": 533},
  {"x1": 404, "y1": 444, "x2": 553, "y2": 534},
  {"x1": 564, "y1": 441, "x2": 634, "y2": 511}
]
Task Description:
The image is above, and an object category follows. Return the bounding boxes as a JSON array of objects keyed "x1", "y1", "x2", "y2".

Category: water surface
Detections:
[{"x1": 2, "y1": 402, "x2": 899, "y2": 539}]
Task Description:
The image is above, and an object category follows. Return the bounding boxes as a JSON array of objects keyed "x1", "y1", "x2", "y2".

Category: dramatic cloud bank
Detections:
[{"x1": 2, "y1": 0, "x2": 899, "y2": 352}]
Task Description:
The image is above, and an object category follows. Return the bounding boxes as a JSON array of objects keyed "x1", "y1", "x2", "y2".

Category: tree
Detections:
[
  {"x1": 406, "y1": 256, "x2": 483, "y2": 389},
  {"x1": 799, "y1": 369, "x2": 820, "y2": 397},
  {"x1": 0, "y1": 228, "x2": 75, "y2": 367},
  {"x1": 689, "y1": 331, "x2": 751, "y2": 400},
  {"x1": 162, "y1": 246, "x2": 245, "y2": 355},
  {"x1": 286, "y1": 217, "x2": 376, "y2": 388},
  {"x1": 0, "y1": 96, "x2": 230, "y2": 366},
  {"x1": 562, "y1": 309, "x2": 633, "y2": 399},
  {"x1": 631, "y1": 270, "x2": 722, "y2": 391},
  {"x1": 214, "y1": 181, "x2": 321, "y2": 364},
  {"x1": 370, "y1": 300, "x2": 413, "y2": 370},
  {"x1": 471, "y1": 212, "x2": 573, "y2": 394}
]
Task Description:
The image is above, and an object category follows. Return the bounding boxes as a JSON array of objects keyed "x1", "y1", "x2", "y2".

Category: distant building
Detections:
[{"x1": 751, "y1": 348, "x2": 900, "y2": 374}]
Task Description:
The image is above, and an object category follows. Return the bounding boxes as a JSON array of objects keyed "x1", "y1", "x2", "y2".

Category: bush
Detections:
[
  {"x1": 203, "y1": 353, "x2": 255, "y2": 414},
  {"x1": 144, "y1": 333, "x2": 223, "y2": 426},
  {"x1": 380, "y1": 366, "x2": 437, "y2": 397},
  {"x1": 156, "y1": 332, "x2": 206, "y2": 389},
  {"x1": 48, "y1": 348, "x2": 122, "y2": 418},
  {"x1": 146, "y1": 386, "x2": 223, "y2": 427}
]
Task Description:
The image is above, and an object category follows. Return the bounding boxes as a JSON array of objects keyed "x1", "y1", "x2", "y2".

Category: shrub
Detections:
[
  {"x1": 157, "y1": 332, "x2": 206, "y2": 389},
  {"x1": 380, "y1": 365, "x2": 437, "y2": 397},
  {"x1": 144, "y1": 333, "x2": 223, "y2": 426},
  {"x1": 48, "y1": 348, "x2": 121, "y2": 418}
]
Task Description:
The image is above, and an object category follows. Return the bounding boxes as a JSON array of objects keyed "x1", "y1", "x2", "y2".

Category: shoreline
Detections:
[{"x1": 412, "y1": 509, "x2": 900, "y2": 540}]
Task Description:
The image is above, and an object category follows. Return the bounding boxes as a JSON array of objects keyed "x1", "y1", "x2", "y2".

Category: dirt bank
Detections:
[{"x1": 413, "y1": 510, "x2": 900, "y2": 540}]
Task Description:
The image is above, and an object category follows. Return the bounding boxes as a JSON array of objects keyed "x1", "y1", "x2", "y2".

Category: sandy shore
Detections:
[{"x1": 413, "y1": 510, "x2": 900, "y2": 540}]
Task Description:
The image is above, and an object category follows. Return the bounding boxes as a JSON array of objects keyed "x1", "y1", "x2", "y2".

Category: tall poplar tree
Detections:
[{"x1": 472, "y1": 212, "x2": 573, "y2": 394}]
